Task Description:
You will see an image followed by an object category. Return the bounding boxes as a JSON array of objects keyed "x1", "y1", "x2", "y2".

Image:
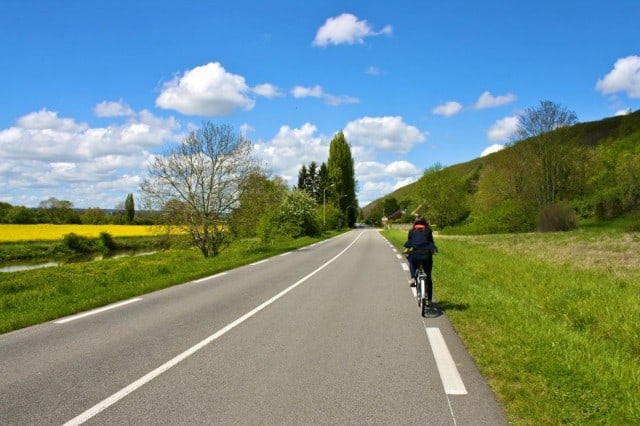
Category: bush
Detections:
[
  {"x1": 99, "y1": 232, "x2": 117, "y2": 252},
  {"x1": 594, "y1": 190, "x2": 624, "y2": 220},
  {"x1": 537, "y1": 201, "x2": 578, "y2": 232},
  {"x1": 62, "y1": 233, "x2": 94, "y2": 253}
]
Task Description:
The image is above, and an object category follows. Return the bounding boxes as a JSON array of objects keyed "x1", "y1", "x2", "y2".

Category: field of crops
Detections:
[{"x1": 0, "y1": 224, "x2": 164, "y2": 242}]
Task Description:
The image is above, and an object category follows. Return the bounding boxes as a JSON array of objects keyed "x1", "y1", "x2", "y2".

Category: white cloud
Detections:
[
  {"x1": 432, "y1": 101, "x2": 463, "y2": 117},
  {"x1": 615, "y1": 108, "x2": 632, "y2": 116},
  {"x1": 355, "y1": 160, "x2": 420, "y2": 206},
  {"x1": 596, "y1": 56, "x2": 640, "y2": 98},
  {"x1": 253, "y1": 83, "x2": 283, "y2": 98},
  {"x1": 94, "y1": 100, "x2": 135, "y2": 117},
  {"x1": 480, "y1": 144, "x2": 506, "y2": 157},
  {"x1": 155, "y1": 62, "x2": 255, "y2": 116},
  {"x1": 313, "y1": 13, "x2": 392, "y2": 46},
  {"x1": 474, "y1": 91, "x2": 517, "y2": 109},
  {"x1": 253, "y1": 123, "x2": 328, "y2": 182},
  {"x1": 291, "y1": 85, "x2": 359, "y2": 106},
  {"x1": 366, "y1": 66, "x2": 381, "y2": 75},
  {"x1": 487, "y1": 115, "x2": 520, "y2": 142},
  {"x1": 344, "y1": 116, "x2": 426, "y2": 154}
]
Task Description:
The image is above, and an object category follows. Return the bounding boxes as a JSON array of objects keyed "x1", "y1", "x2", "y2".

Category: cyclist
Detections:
[{"x1": 404, "y1": 216, "x2": 437, "y2": 305}]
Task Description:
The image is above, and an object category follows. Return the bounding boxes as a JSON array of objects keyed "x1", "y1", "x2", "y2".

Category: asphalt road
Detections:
[{"x1": 0, "y1": 229, "x2": 507, "y2": 425}]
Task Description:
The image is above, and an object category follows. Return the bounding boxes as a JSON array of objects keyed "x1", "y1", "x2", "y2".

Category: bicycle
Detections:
[{"x1": 414, "y1": 265, "x2": 430, "y2": 317}]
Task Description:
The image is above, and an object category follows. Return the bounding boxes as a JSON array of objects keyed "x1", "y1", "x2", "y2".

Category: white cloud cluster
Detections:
[
  {"x1": 251, "y1": 117, "x2": 425, "y2": 206},
  {"x1": 433, "y1": 91, "x2": 517, "y2": 117},
  {"x1": 344, "y1": 116, "x2": 426, "y2": 154},
  {"x1": 0, "y1": 106, "x2": 179, "y2": 207},
  {"x1": 596, "y1": 55, "x2": 640, "y2": 98},
  {"x1": 313, "y1": 13, "x2": 392, "y2": 46}
]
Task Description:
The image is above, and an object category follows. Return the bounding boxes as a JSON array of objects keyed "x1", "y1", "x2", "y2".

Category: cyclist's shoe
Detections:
[
  {"x1": 425, "y1": 299, "x2": 433, "y2": 307},
  {"x1": 409, "y1": 278, "x2": 416, "y2": 287}
]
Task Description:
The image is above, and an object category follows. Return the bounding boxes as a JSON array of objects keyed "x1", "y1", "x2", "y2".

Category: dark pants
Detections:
[{"x1": 409, "y1": 254, "x2": 433, "y2": 301}]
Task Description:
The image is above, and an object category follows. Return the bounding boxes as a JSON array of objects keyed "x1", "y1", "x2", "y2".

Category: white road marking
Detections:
[
  {"x1": 250, "y1": 259, "x2": 269, "y2": 266},
  {"x1": 54, "y1": 298, "x2": 143, "y2": 324},
  {"x1": 279, "y1": 252, "x2": 291, "y2": 257},
  {"x1": 63, "y1": 231, "x2": 365, "y2": 426},
  {"x1": 194, "y1": 272, "x2": 228, "y2": 283},
  {"x1": 401, "y1": 263, "x2": 409, "y2": 271},
  {"x1": 426, "y1": 327, "x2": 467, "y2": 395}
]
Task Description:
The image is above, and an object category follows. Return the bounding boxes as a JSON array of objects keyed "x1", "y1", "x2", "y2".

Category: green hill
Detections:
[{"x1": 363, "y1": 109, "x2": 640, "y2": 233}]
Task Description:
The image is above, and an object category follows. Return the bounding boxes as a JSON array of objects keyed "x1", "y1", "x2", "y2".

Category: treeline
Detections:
[
  {"x1": 0, "y1": 194, "x2": 156, "y2": 225},
  {"x1": 364, "y1": 104, "x2": 640, "y2": 233}
]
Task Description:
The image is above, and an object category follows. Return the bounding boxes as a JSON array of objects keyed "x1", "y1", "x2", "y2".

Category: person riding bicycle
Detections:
[{"x1": 404, "y1": 216, "x2": 437, "y2": 305}]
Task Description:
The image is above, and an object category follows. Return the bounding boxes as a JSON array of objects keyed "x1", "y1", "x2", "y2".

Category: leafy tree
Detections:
[
  {"x1": 38, "y1": 198, "x2": 80, "y2": 224},
  {"x1": 418, "y1": 168, "x2": 470, "y2": 228},
  {"x1": 514, "y1": 100, "x2": 579, "y2": 208},
  {"x1": 327, "y1": 131, "x2": 358, "y2": 227},
  {"x1": 140, "y1": 122, "x2": 261, "y2": 257},
  {"x1": 229, "y1": 173, "x2": 288, "y2": 238},
  {"x1": 125, "y1": 193, "x2": 135, "y2": 224},
  {"x1": 5, "y1": 205, "x2": 37, "y2": 224},
  {"x1": 257, "y1": 189, "x2": 320, "y2": 242},
  {"x1": 81, "y1": 207, "x2": 108, "y2": 224}
]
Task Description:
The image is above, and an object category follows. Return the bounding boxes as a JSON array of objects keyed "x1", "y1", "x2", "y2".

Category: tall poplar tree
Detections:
[
  {"x1": 125, "y1": 193, "x2": 135, "y2": 224},
  {"x1": 327, "y1": 131, "x2": 358, "y2": 227}
]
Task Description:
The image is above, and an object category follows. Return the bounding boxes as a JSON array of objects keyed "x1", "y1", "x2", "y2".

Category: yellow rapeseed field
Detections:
[{"x1": 0, "y1": 224, "x2": 164, "y2": 242}]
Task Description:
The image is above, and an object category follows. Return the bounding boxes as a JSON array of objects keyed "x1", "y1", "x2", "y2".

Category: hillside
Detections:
[{"x1": 363, "y1": 109, "x2": 640, "y2": 231}]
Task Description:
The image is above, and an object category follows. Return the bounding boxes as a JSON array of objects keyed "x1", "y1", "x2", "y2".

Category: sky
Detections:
[{"x1": 1, "y1": 0, "x2": 639, "y2": 209}]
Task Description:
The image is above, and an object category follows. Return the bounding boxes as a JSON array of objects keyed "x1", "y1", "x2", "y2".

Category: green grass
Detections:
[
  {"x1": 384, "y1": 228, "x2": 640, "y2": 425},
  {"x1": 0, "y1": 233, "x2": 341, "y2": 334}
]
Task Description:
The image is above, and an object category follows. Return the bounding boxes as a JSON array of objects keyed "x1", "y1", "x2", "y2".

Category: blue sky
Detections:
[{"x1": 1, "y1": 1, "x2": 639, "y2": 208}]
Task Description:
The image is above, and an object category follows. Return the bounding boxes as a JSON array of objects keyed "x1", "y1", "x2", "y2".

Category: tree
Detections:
[
  {"x1": 514, "y1": 100, "x2": 579, "y2": 208},
  {"x1": 124, "y1": 193, "x2": 135, "y2": 224},
  {"x1": 38, "y1": 198, "x2": 80, "y2": 224},
  {"x1": 327, "y1": 131, "x2": 358, "y2": 227},
  {"x1": 140, "y1": 122, "x2": 261, "y2": 257},
  {"x1": 229, "y1": 173, "x2": 288, "y2": 238},
  {"x1": 258, "y1": 189, "x2": 320, "y2": 242},
  {"x1": 297, "y1": 164, "x2": 308, "y2": 192}
]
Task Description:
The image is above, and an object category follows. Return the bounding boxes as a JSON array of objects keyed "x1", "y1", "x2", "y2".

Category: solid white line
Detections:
[
  {"x1": 55, "y1": 298, "x2": 143, "y2": 324},
  {"x1": 194, "y1": 272, "x2": 228, "y2": 283},
  {"x1": 250, "y1": 259, "x2": 269, "y2": 266},
  {"x1": 279, "y1": 252, "x2": 291, "y2": 257},
  {"x1": 63, "y1": 231, "x2": 365, "y2": 426},
  {"x1": 426, "y1": 327, "x2": 467, "y2": 395}
]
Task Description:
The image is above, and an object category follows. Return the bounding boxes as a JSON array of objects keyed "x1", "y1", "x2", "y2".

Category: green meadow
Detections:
[{"x1": 384, "y1": 225, "x2": 639, "y2": 425}]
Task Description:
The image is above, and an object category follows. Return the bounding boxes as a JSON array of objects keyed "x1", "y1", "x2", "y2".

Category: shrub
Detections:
[
  {"x1": 594, "y1": 190, "x2": 624, "y2": 220},
  {"x1": 99, "y1": 232, "x2": 117, "y2": 252},
  {"x1": 537, "y1": 201, "x2": 578, "y2": 232},
  {"x1": 62, "y1": 233, "x2": 94, "y2": 253}
]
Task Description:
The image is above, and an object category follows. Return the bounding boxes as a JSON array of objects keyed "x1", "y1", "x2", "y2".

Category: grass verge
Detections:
[
  {"x1": 0, "y1": 233, "x2": 341, "y2": 334},
  {"x1": 383, "y1": 228, "x2": 639, "y2": 424}
]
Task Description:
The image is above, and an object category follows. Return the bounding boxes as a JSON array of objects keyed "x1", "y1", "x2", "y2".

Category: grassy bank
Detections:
[
  {"x1": 383, "y1": 228, "x2": 639, "y2": 424},
  {"x1": 0, "y1": 233, "x2": 340, "y2": 334}
]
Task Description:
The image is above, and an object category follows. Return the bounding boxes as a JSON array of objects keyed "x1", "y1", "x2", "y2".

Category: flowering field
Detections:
[{"x1": 0, "y1": 224, "x2": 163, "y2": 242}]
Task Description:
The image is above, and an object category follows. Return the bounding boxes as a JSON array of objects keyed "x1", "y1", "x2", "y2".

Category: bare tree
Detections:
[{"x1": 141, "y1": 123, "x2": 261, "y2": 257}]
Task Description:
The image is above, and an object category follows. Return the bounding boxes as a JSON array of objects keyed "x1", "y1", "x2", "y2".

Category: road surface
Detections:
[{"x1": 0, "y1": 229, "x2": 506, "y2": 425}]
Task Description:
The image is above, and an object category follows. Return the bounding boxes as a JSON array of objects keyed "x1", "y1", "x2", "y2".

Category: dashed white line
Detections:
[
  {"x1": 426, "y1": 327, "x2": 467, "y2": 395},
  {"x1": 194, "y1": 272, "x2": 228, "y2": 283},
  {"x1": 54, "y1": 298, "x2": 143, "y2": 324}
]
